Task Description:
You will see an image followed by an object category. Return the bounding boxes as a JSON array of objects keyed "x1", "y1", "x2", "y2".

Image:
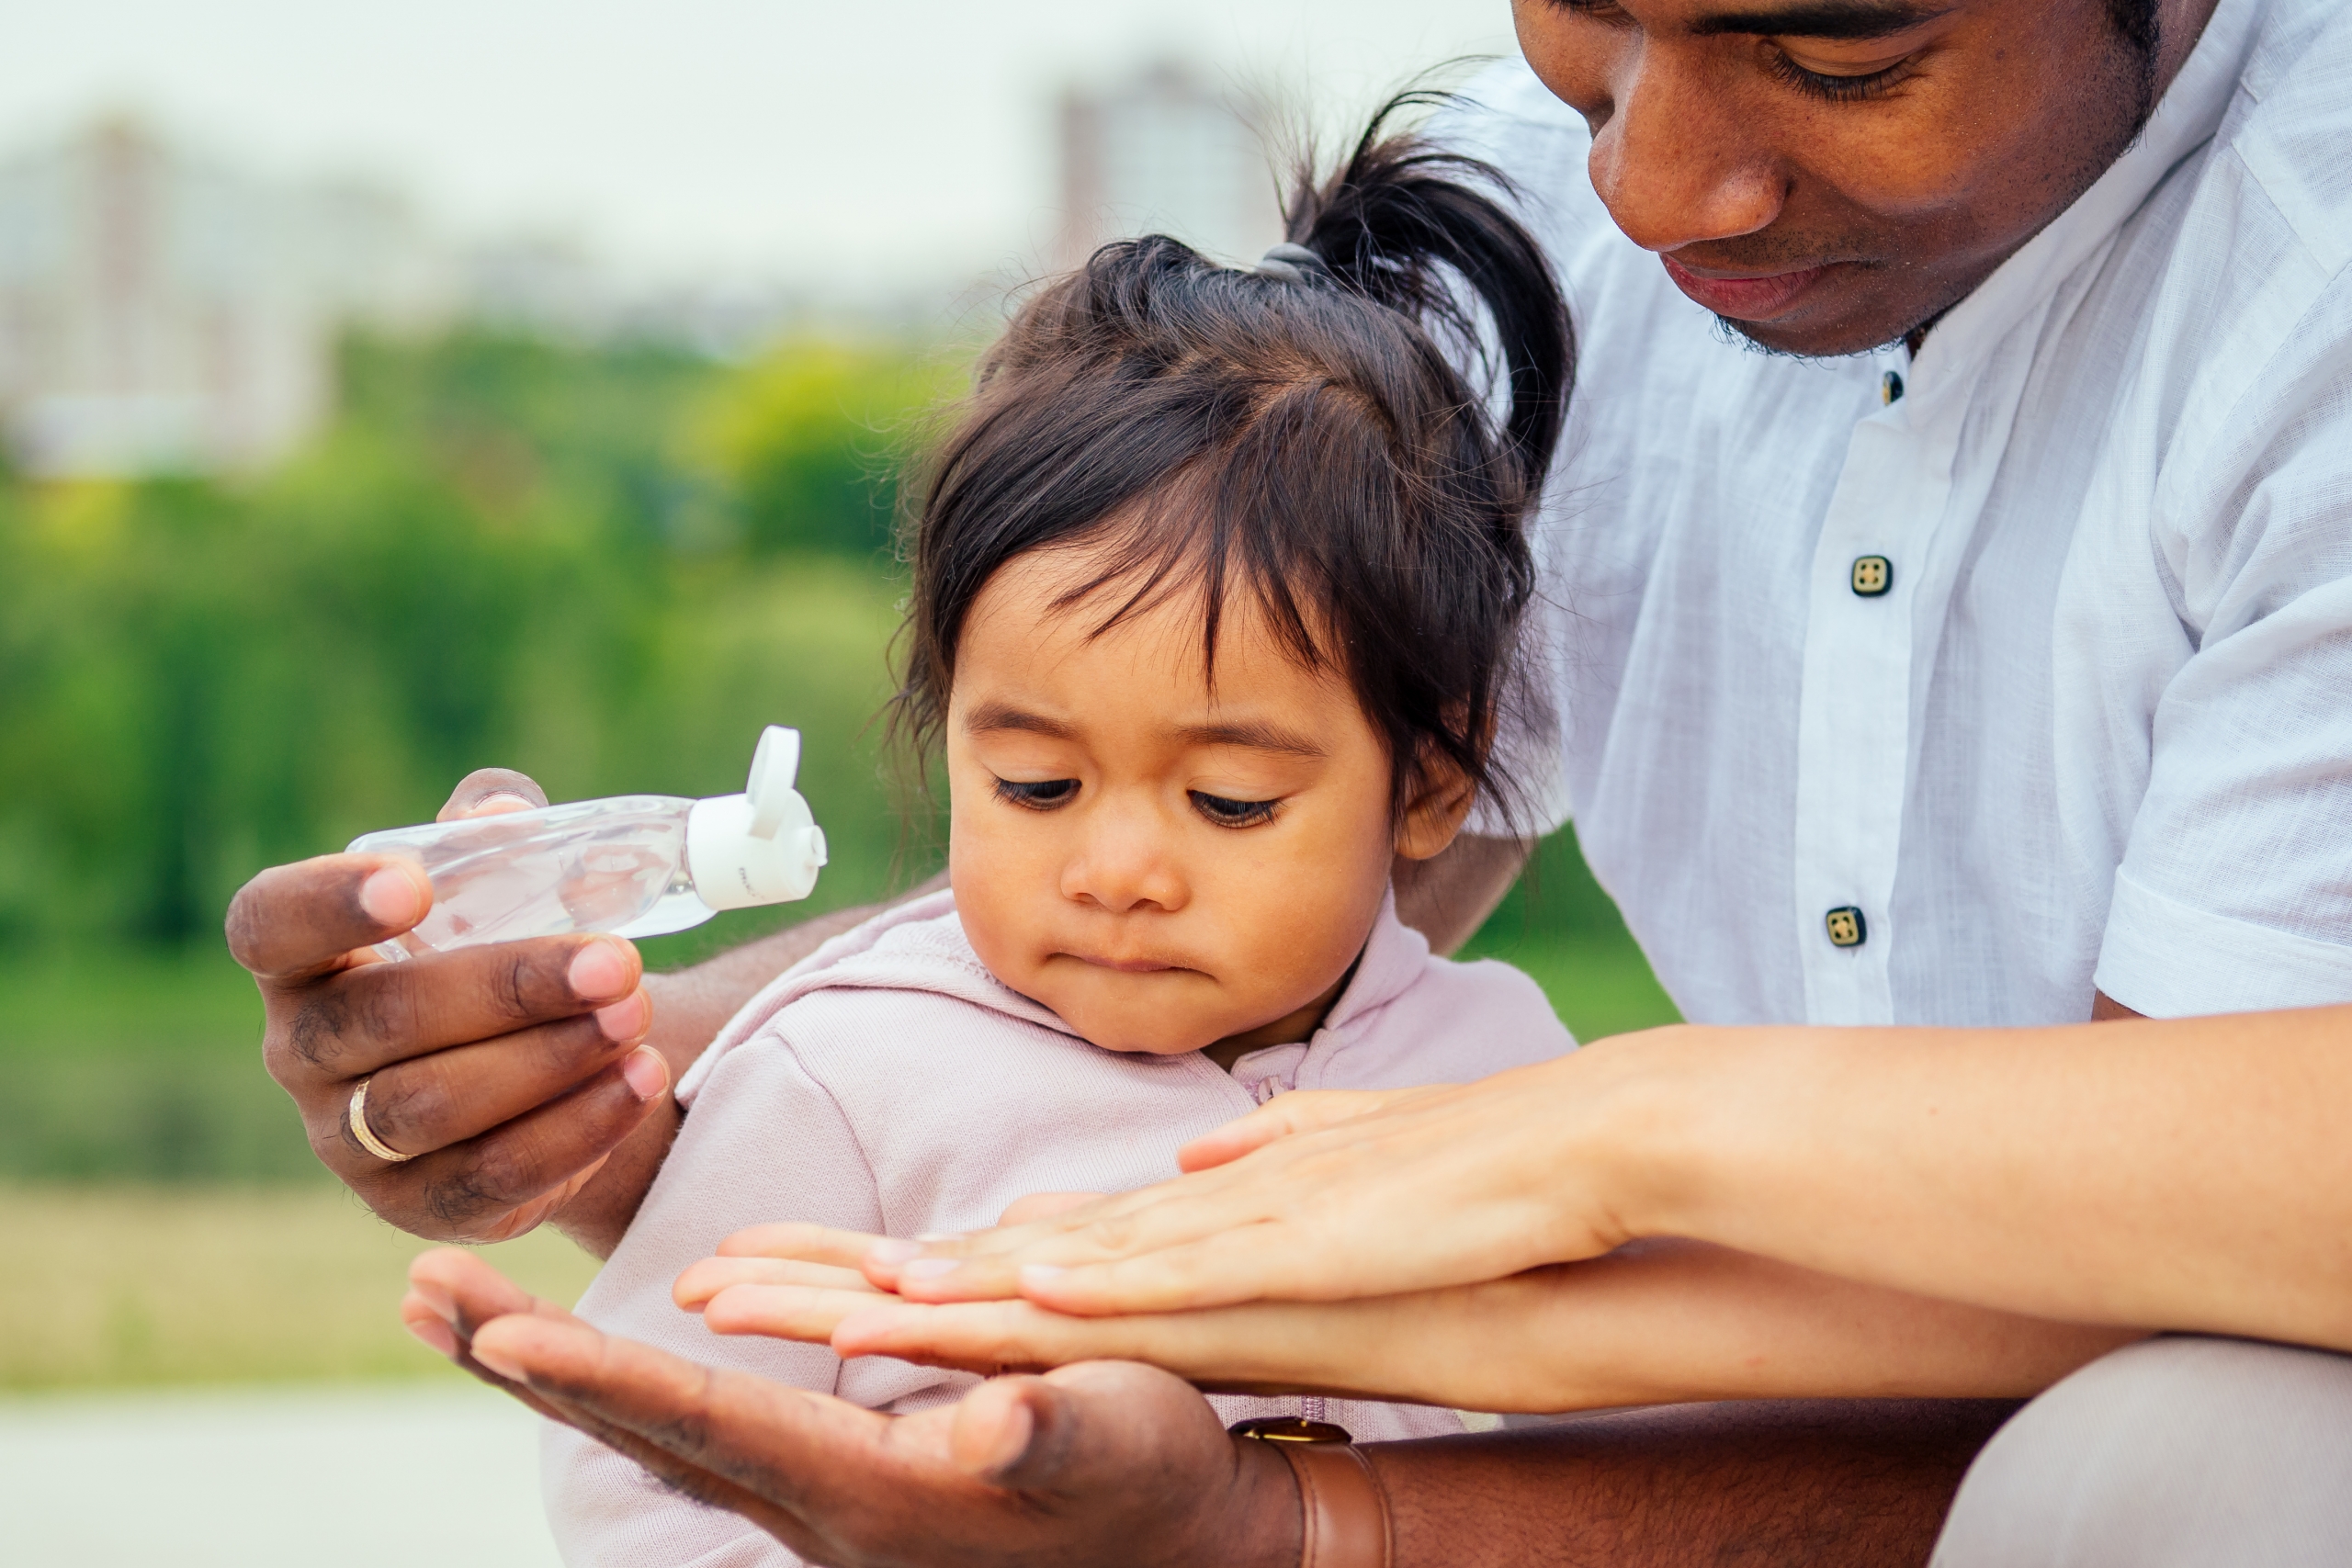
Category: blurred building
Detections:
[
  {"x1": 1056, "y1": 62, "x2": 1283, "y2": 271},
  {"x1": 0, "y1": 117, "x2": 456, "y2": 477}
]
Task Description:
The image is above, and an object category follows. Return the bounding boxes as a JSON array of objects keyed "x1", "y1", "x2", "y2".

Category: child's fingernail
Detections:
[
  {"x1": 594, "y1": 989, "x2": 650, "y2": 1042},
  {"x1": 569, "y1": 939, "x2": 633, "y2": 1002},
  {"x1": 1019, "y1": 1264, "x2": 1069, "y2": 1289},
  {"x1": 406, "y1": 1317, "x2": 458, "y2": 1357},
  {"x1": 618, "y1": 1047, "x2": 668, "y2": 1101},
  {"x1": 900, "y1": 1258, "x2": 961, "y2": 1280},
  {"x1": 868, "y1": 1239, "x2": 922, "y2": 1266},
  {"x1": 359, "y1": 866, "x2": 424, "y2": 929}
]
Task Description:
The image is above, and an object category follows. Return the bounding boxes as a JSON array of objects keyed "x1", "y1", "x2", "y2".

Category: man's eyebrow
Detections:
[
  {"x1": 1687, "y1": 1, "x2": 1953, "y2": 39},
  {"x1": 1177, "y1": 721, "x2": 1328, "y2": 760},
  {"x1": 964, "y1": 703, "x2": 1076, "y2": 739}
]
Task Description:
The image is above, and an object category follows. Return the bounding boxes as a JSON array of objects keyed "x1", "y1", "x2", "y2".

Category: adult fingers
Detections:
[
  {"x1": 469, "y1": 1311, "x2": 905, "y2": 1530},
  {"x1": 1176, "y1": 1088, "x2": 1436, "y2": 1172},
  {"x1": 472, "y1": 1303, "x2": 1291, "y2": 1568},
  {"x1": 438, "y1": 768, "x2": 549, "y2": 821},
  {"x1": 350, "y1": 1053, "x2": 667, "y2": 1240},
  {"x1": 267, "y1": 933, "x2": 642, "y2": 1085},
  {"x1": 419, "y1": 1262, "x2": 820, "y2": 1551},
  {"x1": 226, "y1": 853, "x2": 432, "y2": 983},
  {"x1": 334, "y1": 988, "x2": 654, "y2": 1159},
  {"x1": 874, "y1": 1055, "x2": 1614, "y2": 1313}
]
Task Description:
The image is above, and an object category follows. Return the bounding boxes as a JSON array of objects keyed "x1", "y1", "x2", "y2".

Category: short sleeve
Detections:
[
  {"x1": 540, "y1": 1034, "x2": 886, "y2": 1568},
  {"x1": 2094, "y1": 338, "x2": 2352, "y2": 1015}
]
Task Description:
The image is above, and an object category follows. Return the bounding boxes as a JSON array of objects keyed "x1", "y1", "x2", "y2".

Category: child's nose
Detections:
[{"x1": 1060, "y1": 802, "x2": 1187, "y2": 914}]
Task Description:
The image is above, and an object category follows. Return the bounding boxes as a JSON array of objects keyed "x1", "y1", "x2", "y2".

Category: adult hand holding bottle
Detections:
[{"x1": 226, "y1": 767, "x2": 886, "y2": 1253}]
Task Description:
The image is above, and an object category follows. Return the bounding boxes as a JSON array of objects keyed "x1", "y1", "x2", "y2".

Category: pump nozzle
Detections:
[{"x1": 685, "y1": 725, "x2": 827, "y2": 911}]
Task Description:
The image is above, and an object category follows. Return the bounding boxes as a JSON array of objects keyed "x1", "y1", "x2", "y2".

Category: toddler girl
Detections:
[{"x1": 549, "y1": 109, "x2": 1577, "y2": 1566}]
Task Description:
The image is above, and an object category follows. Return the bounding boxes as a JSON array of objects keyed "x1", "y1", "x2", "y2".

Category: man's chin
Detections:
[{"x1": 1710, "y1": 310, "x2": 1917, "y2": 361}]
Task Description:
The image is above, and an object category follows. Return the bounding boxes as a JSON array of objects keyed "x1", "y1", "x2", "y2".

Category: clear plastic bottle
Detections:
[{"x1": 347, "y1": 726, "x2": 828, "y2": 961}]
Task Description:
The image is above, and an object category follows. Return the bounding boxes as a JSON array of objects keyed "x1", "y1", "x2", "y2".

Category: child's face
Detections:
[{"x1": 945, "y1": 546, "x2": 1467, "y2": 1062}]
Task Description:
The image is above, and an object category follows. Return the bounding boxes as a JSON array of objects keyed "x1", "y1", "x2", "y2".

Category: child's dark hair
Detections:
[{"x1": 893, "y1": 95, "x2": 1573, "y2": 828}]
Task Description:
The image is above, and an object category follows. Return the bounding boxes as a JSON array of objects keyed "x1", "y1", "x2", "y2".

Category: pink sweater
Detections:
[{"x1": 545, "y1": 890, "x2": 1576, "y2": 1567}]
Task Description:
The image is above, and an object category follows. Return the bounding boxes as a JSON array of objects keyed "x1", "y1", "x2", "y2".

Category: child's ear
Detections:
[{"x1": 1394, "y1": 752, "x2": 1477, "y2": 862}]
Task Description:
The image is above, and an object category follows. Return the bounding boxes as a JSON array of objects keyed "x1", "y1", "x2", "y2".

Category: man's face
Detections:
[{"x1": 1512, "y1": 0, "x2": 2173, "y2": 355}]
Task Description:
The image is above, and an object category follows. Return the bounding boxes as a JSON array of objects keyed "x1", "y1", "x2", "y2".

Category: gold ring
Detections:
[{"x1": 347, "y1": 1077, "x2": 414, "y2": 1164}]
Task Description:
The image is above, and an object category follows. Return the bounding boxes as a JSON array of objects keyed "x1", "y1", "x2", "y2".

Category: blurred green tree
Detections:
[{"x1": 684, "y1": 339, "x2": 961, "y2": 556}]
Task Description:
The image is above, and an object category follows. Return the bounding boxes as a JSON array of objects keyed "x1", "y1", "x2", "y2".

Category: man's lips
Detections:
[{"x1": 1659, "y1": 255, "x2": 1833, "y2": 321}]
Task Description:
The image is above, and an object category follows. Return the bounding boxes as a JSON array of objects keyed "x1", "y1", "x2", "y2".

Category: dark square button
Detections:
[
  {"x1": 1850, "y1": 556, "x2": 1893, "y2": 597},
  {"x1": 1826, "y1": 907, "x2": 1867, "y2": 948}
]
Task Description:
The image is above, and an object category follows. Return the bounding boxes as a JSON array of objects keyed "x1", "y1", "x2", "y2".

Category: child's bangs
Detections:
[{"x1": 1039, "y1": 389, "x2": 1383, "y2": 691}]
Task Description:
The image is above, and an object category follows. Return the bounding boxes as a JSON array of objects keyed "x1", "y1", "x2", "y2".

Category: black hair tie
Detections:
[{"x1": 1254, "y1": 243, "x2": 1334, "y2": 285}]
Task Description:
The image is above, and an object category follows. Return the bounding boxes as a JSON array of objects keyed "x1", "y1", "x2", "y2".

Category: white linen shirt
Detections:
[{"x1": 1446, "y1": 0, "x2": 2352, "y2": 1027}]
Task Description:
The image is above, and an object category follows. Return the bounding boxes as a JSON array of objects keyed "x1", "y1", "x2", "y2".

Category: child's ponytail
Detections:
[
  {"x1": 897, "y1": 95, "x2": 1576, "y2": 835},
  {"x1": 1275, "y1": 95, "x2": 1573, "y2": 498}
]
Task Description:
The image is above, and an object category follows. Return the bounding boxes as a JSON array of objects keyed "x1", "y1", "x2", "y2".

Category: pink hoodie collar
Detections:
[{"x1": 680, "y1": 886, "x2": 1427, "y2": 1103}]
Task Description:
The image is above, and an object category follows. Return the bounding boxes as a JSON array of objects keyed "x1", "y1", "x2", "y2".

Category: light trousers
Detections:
[{"x1": 1931, "y1": 1336, "x2": 2352, "y2": 1567}]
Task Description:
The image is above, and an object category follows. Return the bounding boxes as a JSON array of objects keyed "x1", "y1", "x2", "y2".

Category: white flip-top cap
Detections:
[{"x1": 684, "y1": 726, "x2": 829, "y2": 911}]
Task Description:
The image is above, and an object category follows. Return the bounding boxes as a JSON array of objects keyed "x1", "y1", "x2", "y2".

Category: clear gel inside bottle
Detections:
[{"x1": 346, "y1": 727, "x2": 825, "y2": 961}]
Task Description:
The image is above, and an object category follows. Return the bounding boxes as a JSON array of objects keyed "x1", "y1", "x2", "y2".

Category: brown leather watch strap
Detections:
[{"x1": 1277, "y1": 1440, "x2": 1393, "y2": 1568}]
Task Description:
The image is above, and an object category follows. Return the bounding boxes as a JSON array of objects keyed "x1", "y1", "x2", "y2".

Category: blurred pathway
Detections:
[{"x1": 0, "y1": 1382, "x2": 562, "y2": 1565}]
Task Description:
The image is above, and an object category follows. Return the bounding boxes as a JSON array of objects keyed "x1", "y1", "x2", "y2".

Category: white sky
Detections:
[{"x1": 1, "y1": 1, "x2": 1524, "y2": 296}]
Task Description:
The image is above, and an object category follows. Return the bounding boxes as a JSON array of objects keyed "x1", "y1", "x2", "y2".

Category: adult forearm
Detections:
[
  {"x1": 1626, "y1": 1007, "x2": 2352, "y2": 1350},
  {"x1": 1372, "y1": 1398, "x2": 2015, "y2": 1568}
]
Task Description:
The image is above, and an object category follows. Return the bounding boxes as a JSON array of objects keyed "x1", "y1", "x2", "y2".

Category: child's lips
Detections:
[{"x1": 1069, "y1": 953, "x2": 1182, "y2": 974}]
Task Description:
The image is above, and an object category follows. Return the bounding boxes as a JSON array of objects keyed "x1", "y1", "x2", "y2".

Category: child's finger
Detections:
[
  {"x1": 717, "y1": 1221, "x2": 886, "y2": 1267},
  {"x1": 996, "y1": 1190, "x2": 1104, "y2": 1226},
  {"x1": 702, "y1": 1281, "x2": 888, "y2": 1343},
  {"x1": 675, "y1": 1256, "x2": 876, "y2": 1310}
]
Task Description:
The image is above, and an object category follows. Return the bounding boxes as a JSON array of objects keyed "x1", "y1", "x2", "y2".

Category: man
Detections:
[{"x1": 232, "y1": 0, "x2": 2352, "y2": 1559}]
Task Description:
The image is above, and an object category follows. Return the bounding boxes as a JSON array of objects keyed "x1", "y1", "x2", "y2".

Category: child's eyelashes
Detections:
[
  {"x1": 989, "y1": 778, "x2": 1279, "y2": 827},
  {"x1": 993, "y1": 777, "x2": 1079, "y2": 811},
  {"x1": 1189, "y1": 791, "x2": 1280, "y2": 829}
]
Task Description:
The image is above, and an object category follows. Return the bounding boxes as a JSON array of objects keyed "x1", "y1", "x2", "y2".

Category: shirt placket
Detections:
[{"x1": 1792, "y1": 364, "x2": 1958, "y2": 1024}]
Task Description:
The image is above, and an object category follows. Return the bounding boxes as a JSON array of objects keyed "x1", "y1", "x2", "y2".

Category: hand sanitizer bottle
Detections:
[{"x1": 347, "y1": 726, "x2": 828, "y2": 960}]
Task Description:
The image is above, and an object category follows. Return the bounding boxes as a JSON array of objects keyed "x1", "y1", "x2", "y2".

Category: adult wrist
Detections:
[
  {"x1": 1569, "y1": 1023, "x2": 1742, "y2": 1247},
  {"x1": 1228, "y1": 1420, "x2": 1391, "y2": 1568}
]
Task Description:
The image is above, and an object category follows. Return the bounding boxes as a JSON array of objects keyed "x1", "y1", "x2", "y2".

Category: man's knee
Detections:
[{"x1": 1931, "y1": 1336, "x2": 2352, "y2": 1568}]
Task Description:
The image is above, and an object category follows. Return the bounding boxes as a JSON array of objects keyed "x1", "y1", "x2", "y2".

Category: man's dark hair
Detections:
[{"x1": 891, "y1": 95, "x2": 1574, "y2": 829}]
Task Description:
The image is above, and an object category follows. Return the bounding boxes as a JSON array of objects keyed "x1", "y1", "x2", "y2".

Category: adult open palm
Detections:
[
  {"x1": 226, "y1": 770, "x2": 673, "y2": 1244},
  {"x1": 401, "y1": 1249, "x2": 1300, "y2": 1568}
]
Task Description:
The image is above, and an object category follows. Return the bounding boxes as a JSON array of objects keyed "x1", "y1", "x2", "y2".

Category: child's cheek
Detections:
[{"x1": 948, "y1": 809, "x2": 1056, "y2": 982}]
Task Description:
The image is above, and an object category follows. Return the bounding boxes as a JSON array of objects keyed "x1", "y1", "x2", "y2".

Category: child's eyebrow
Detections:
[
  {"x1": 1177, "y1": 721, "x2": 1328, "y2": 760},
  {"x1": 964, "y1": 702, "x2": 1076, "y2": 739}
]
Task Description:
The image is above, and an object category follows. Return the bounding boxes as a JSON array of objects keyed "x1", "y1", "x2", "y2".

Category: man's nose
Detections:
[
  {"x1": 1588, "y1": 50, "x2": 1784, "y2": 254},
  {"x1": 1060, "y1": 800, "x2": 1187, "y2": 915}
]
